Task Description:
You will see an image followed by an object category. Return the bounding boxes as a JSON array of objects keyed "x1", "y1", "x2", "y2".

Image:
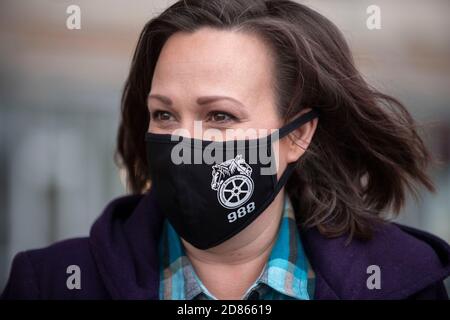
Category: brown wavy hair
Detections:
[{"x1": 115, "y1": 0, "x2": 435, "y2": 240}]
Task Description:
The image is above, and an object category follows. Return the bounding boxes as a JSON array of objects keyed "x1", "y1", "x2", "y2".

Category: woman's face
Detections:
[{"x1": 148, "y1": 27, "x2": 314, "y2": 175}]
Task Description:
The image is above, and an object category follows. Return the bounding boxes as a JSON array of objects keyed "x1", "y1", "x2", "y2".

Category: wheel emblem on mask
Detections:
[{"x1": 211, "y1": 154, "x2": 254, "y2": 209}]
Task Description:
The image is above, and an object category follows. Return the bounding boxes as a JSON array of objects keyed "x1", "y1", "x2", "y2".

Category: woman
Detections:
[{"x1": 2, "y1": 0, "x2": 450, "y2": 300}]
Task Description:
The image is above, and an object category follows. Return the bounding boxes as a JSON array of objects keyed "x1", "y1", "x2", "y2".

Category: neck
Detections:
[{"x1": 181, "y1": 191, "x2": 285, "y2": 299}]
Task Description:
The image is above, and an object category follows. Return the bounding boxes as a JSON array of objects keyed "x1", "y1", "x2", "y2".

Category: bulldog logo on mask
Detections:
[{"x1": 211, "y1": 154, "x2": 254, "y2": 209}]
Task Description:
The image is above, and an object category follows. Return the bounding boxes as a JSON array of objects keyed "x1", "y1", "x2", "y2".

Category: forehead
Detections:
[{"x1": 151, "y1": 27, "x2": 274, "y2": 98}]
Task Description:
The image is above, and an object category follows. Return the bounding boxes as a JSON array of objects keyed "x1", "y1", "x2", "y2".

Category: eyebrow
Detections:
[{"x1": 148, "y1": 94, "x2": 245, "y2": 108}]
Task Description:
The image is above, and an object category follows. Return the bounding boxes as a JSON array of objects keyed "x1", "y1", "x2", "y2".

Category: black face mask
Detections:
[{"x1": 145, "y1": 109, "x2": 319, "y2": 250}]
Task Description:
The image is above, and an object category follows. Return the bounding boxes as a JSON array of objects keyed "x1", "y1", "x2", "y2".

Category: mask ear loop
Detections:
[
  {"x1": 277, "y1": 108, "x2": 320, "y2": 140},
  {"x1": 271, "y1": 108, "x2": 320, "y2": 193}
]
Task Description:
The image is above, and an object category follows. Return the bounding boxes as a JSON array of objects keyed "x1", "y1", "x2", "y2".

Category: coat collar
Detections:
[
  {"x1": 89, "y1": 189, "x2": 450, "y2": 300},
  {"x1": 89, "y1": 190, "x2": 163, "y2": 299}
]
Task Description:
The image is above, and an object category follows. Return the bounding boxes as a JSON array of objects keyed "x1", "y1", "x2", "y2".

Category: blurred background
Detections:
[{"x1": 0, "y1": 0, "x2": 449, "y2": 291}]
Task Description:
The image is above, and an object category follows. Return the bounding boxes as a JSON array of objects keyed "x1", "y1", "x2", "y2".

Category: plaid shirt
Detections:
[{"x1": 158, "y1": 195, "x2": 315, "y2": 300}]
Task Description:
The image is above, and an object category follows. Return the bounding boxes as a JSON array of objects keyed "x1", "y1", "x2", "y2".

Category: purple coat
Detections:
[{"x1": 2, "y1": 189, "x2": 450, "y2": 299}]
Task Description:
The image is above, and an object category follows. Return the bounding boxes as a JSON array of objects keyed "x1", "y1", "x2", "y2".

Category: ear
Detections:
[{"x1": 283, "y1": 108, "x2": 318, "y2": 163}]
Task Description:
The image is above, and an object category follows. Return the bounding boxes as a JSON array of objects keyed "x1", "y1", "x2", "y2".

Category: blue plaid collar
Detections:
[{"x1": 158, "y1": 195, "x2": 314, "y2": 300}]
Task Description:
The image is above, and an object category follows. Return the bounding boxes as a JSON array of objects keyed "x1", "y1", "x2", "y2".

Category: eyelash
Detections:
[
  {"x1": 206, "y1": 111, "x2": 238, "y2": 123},
  {"x1": 151, "y1": 110, "x2": 175, "y2": 122},
  {"x1": 150, "y1": 110, "x2": 238, "y2": 123}
]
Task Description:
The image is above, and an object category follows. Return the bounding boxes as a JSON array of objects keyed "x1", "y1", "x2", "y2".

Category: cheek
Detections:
[
  {"x1": 271, "y1": 139, "x2": 290, "y2": 179},
  {"x1": 147, "y1": 114, "x2": 152, "y2": 131},
  {"x1": 147, "y1": 118, "x2": 160, "y2": 133}
]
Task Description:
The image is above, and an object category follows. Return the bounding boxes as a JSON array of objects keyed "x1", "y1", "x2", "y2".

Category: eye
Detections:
[
  {"x1": 207, "y1": 111, "x2": 237, "y2": 123},
  {"x1": 151, "y1": 110, "x2": 175, "y2": 122}
]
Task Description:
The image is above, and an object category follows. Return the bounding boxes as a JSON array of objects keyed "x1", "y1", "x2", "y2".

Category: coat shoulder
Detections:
[
  {"x1": 1, "y1": 193, "x2": 147, "y2": 300},
  {"x1": 302, "y1": 221, "x2": 450, "y2": 299},
  {"x1": 2, "y1": 237, "x2": 109, "y2": 299}
]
